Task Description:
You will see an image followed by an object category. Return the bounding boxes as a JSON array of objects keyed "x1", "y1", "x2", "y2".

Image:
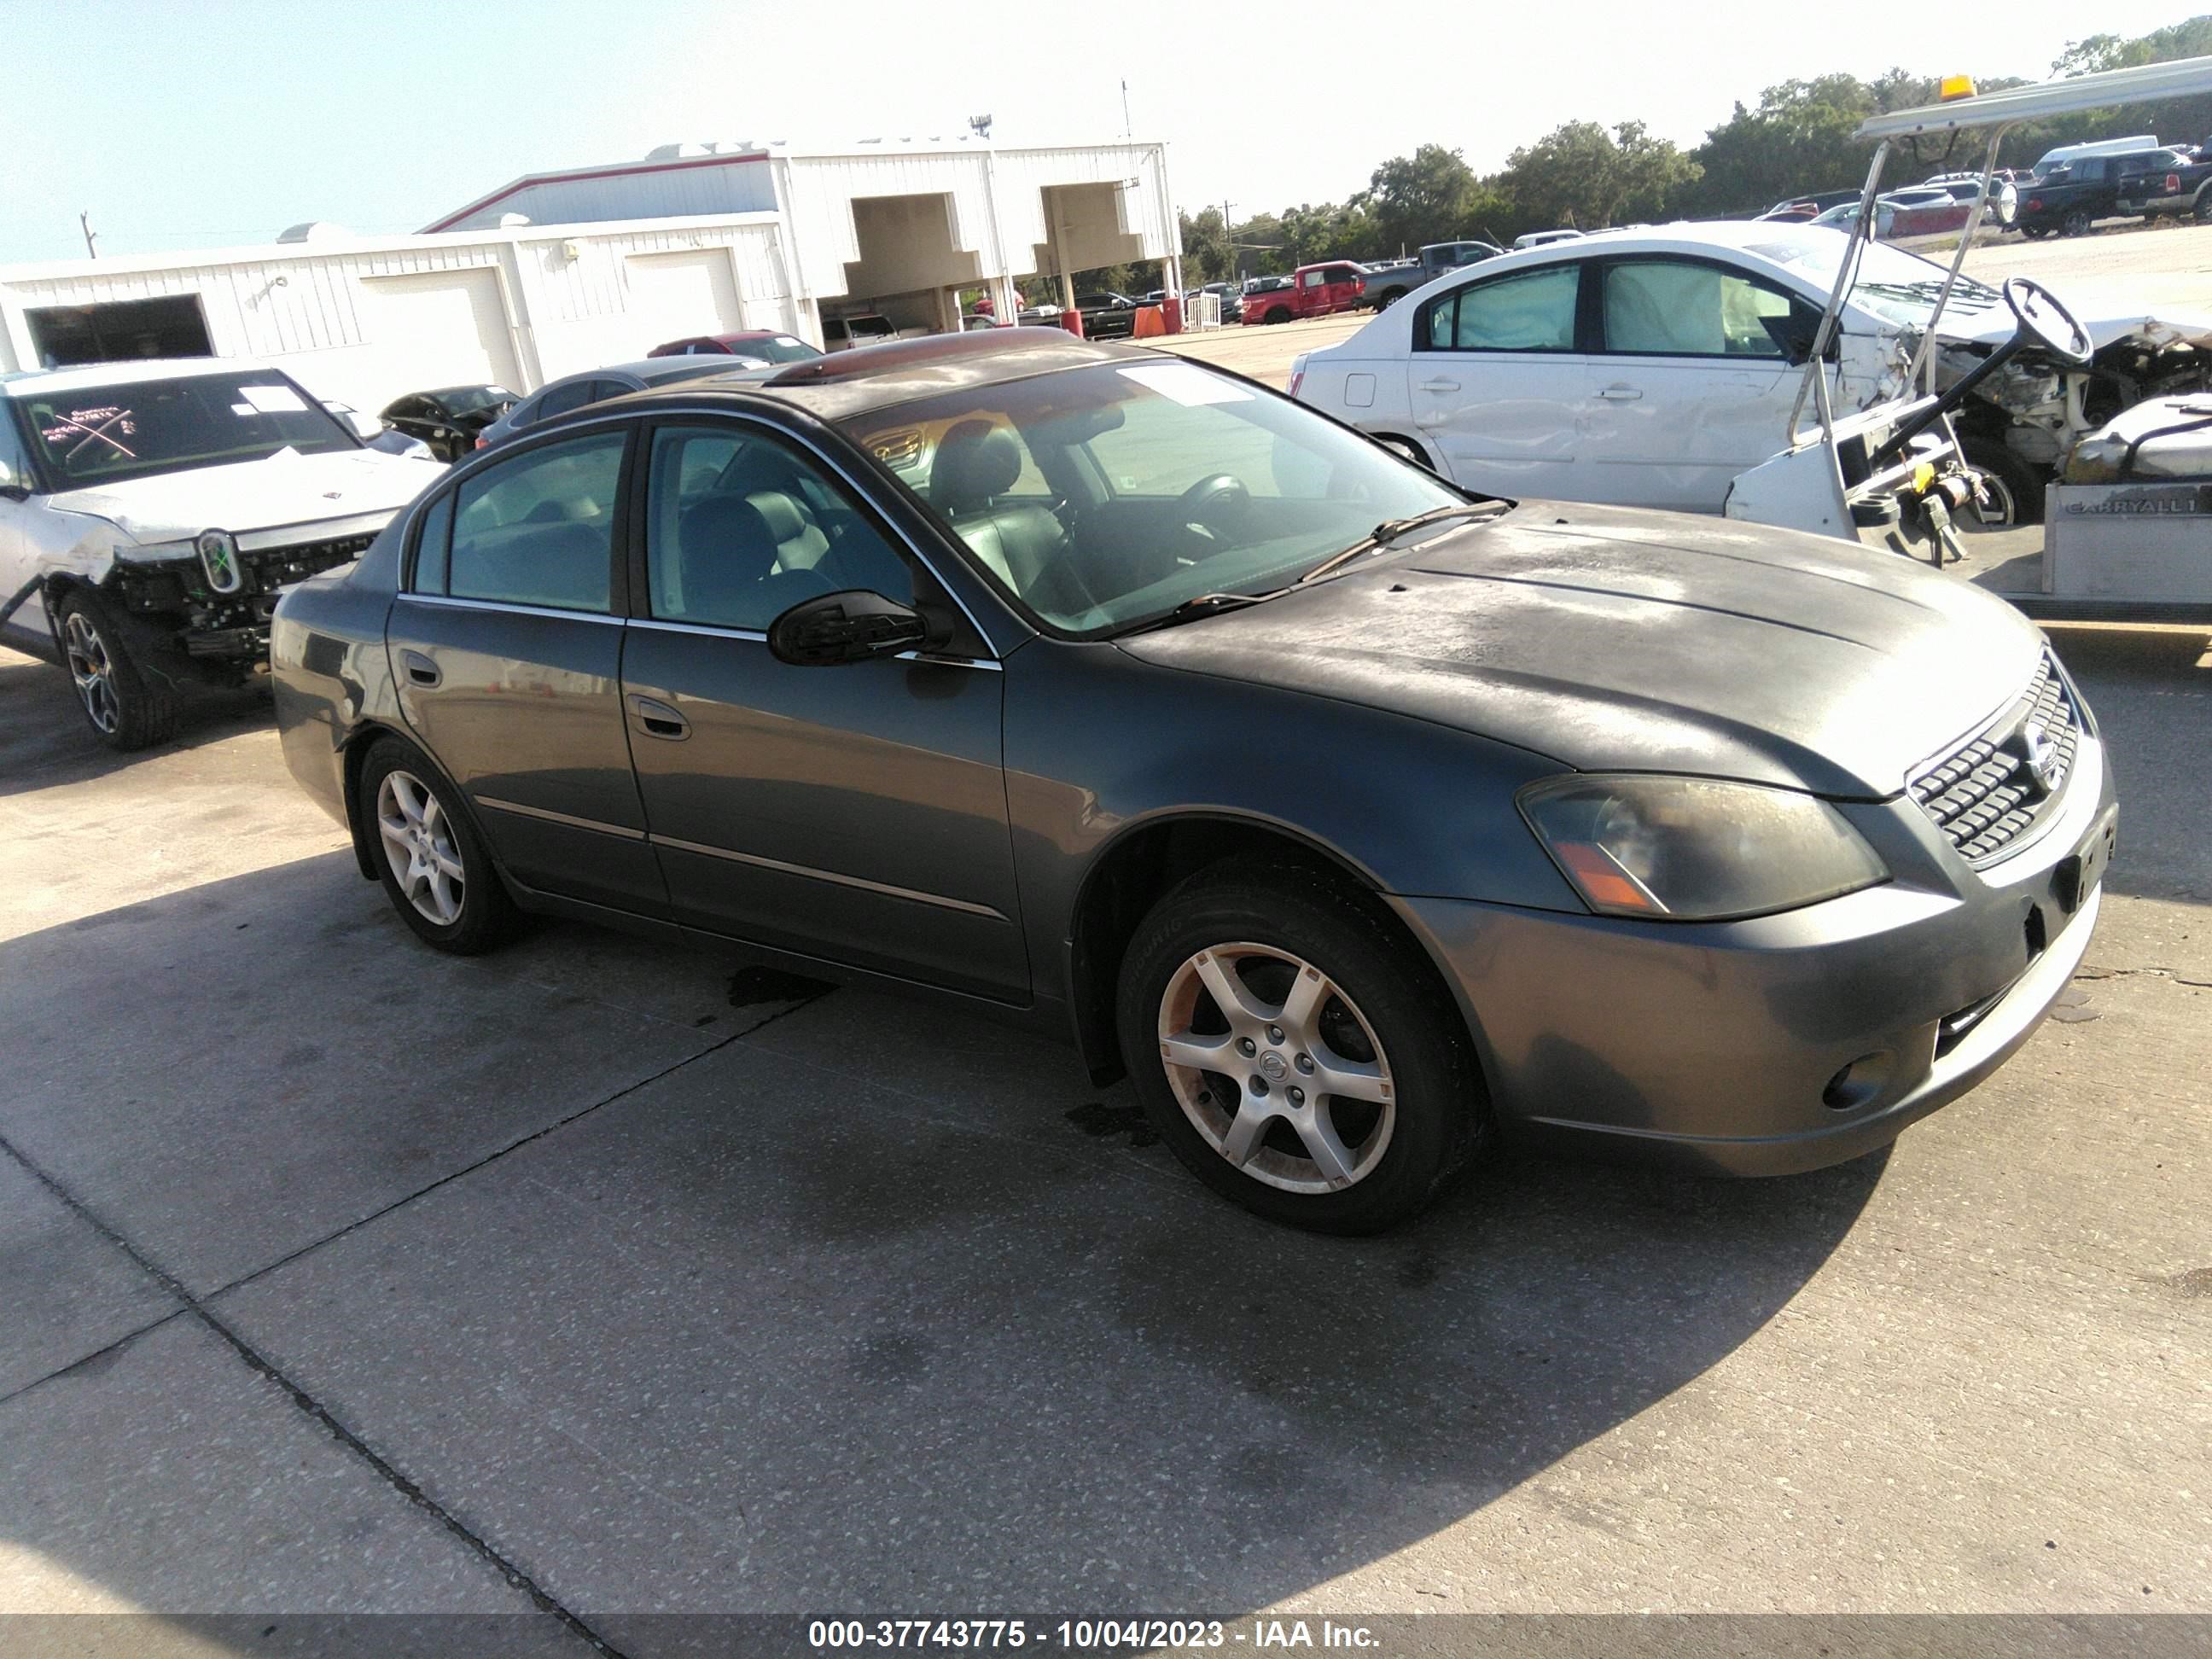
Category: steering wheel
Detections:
[
  {"x1": 2002, "y1": 276, "x2": 2094, "y2": 369},
  {"x1": 1177, "y1": 474, "x2": 1252, "y2": 545}
]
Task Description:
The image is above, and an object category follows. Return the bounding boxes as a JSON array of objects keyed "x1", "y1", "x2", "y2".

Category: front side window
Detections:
[
  {"x1": 17, "y1": 370, "x2": 357, "y2": 487},
  {"x1": 1421, "y1": 266, "x2": 1580, "y2": 352},
  {"x1": 1600, "y1": 259, "x2": 1796, "y2": 358},
  {"x1": 841, "y1": 358, "x2": 1466, "y2": 637},
  {"x1": 444, "y1": 430, "x2": 626, "y2": 613},
  {"x1": 644, "y1": 423, "x2": 912, "y2": 632}
]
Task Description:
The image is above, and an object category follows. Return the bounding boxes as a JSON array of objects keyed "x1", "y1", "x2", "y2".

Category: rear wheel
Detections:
[
  {"x1": 2195, "y1": 193, "x2": 2212, "y2": 224},
  {"x1": 55, "y1": 588, "x2": 177, "y2": 751},
  {"x1": 2061, "y1": 209, "x2": 2093, "y2": 238},
  {"x1": 1117, "y1": 864, "x2": 1487, "y2": 1233},
  {"x1": 359, "y1": 736, "x2": 518, "y2": 954}
]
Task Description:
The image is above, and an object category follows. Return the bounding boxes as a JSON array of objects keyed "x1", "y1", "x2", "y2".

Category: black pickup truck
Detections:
[
  {"x1": 2116, "y1": 149, "x2": 2212, "y2": 222},
  {"x1": 2017, "y1": 147, "x2": 2192, "y2": 236}
]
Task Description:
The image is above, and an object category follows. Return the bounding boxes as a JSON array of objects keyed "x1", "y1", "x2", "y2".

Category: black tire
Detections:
[
  {"x1": 2021, "y1": 224, "x2": 2049, "y2": 241},
  {"x1": 54, "y1": 587, "x2": 178, "y2": 751},
  {"x1": 2062, "y1": 209, "x2": 2092, "y2": 238},
  {"x1": 1115, "y1": 862, "x2": 1489, "y2": 1234},
  {"x1": 2195, "y1": 193, "x2": 2212, "y2": 224},
  {"x1": 357, "y1": 735, "x2": 519, "y2": 955},
  {"x1": 1373, "y1": 289, "x2": 1405, "y2": 311},
  {"x1": 1961, "y1": 435, "x2": 2047, "y2": 527}
]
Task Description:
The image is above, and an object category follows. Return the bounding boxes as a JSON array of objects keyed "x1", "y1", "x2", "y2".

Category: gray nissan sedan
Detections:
[{"x1": 271, "y1": 331, "x2": 2117, "y2": 1232}]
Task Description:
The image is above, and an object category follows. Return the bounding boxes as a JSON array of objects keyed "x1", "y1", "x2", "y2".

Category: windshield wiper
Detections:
[
  {"x1": 1115, "y1": 591, "x2": 1278, "y2": 636},
  {"x1": 1294, "y1": 500, "x2": 1510, "y2": 587}
]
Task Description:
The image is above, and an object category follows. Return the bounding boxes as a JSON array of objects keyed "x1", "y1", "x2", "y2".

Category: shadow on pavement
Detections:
[
  {"x1": 0, "y1": 846, "x2": 1887, "y2": 1624},
  {"x1": 0, "y1": 647, "x2": 276, "y2": 800}
]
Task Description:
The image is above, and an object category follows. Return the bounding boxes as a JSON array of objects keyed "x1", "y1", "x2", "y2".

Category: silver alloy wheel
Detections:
[
  {"x1": 1156, "y1": 941, "x2": 1395, "y2": 1194},
  {"x1": 375, "y1": 769, "x2": 466, "y2": 926},
  {"x1": 61, "y1": 611, "x2": 119, "y2": 734}
]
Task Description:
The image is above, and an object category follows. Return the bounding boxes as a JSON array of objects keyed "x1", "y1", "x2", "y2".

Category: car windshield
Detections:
[
  {"x1": 841, "y1": 358, "x2": 1470, "y2": 637},
  {"x1": 19, "y1": 370, "x2": 358, "y2": 487},
  {"x1": 441, "y1": 385, "x2": 515, "y2": 415},
  {"x1": 1747, "y1": 231, "x2": 2006, "y2": 329}
]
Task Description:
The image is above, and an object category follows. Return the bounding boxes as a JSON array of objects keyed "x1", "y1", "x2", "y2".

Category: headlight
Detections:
[{"x1": 1519, "y1": 775, "x2": 1888, "y2": 922}]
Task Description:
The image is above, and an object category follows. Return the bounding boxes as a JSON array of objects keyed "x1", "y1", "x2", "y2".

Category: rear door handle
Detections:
[
  {"x1": 1595, "y1": 384, "x2": 1644, "y2": 401},
  {"x1": 1418, "y1": 377, "x2": 1462, "y2": 393},
  {"x1": 628, "y1": 694, "x2": 690, "y2": 741},
  {"x1": 399, "y1": 649, "x2": 441, "y2": 688}
]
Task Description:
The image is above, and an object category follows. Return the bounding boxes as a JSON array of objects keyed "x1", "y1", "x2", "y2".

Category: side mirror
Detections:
[{"x1": 768, "y1": 589, "x2": 930, "y2": 667}]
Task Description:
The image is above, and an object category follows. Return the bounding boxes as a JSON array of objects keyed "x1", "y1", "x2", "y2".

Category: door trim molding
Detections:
[
  {"x1": 474, "y1": 795, "x2": 647, "y2": 840},
  {"x1": 650, "y1": 833, "x2": 1009, "y2": 920}
]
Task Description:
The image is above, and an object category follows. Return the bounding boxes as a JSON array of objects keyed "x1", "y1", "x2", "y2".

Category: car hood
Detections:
[
  {"x1": 1936, "y1": 300, "x2": 2212, "y2": 353},
  {"x1": 1115, "y1": 504, "x2": 2046, "y2": 798},
  {"x1": 48, "y1": 447, "x2": 435, "y2": 544}
]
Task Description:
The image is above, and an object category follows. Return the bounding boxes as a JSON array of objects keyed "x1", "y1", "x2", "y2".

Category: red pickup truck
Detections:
[{"x1": 1243, "y1": 262, "x2": 1367, "y2": 325}]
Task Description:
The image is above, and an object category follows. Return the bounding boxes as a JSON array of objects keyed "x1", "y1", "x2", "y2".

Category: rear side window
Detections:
[
  {"x1": 532, "y1": 380, "x2": 597, "y2": 422},
  {"x1": 1421, "y1": 266, "x2": 1580, "y2": 352},
  {"x1": 445, "y1": 431, "x2": 626, "y2": 613},
  {"x1": 411, "y1": 492, "x2": 455, "y2": 593}
]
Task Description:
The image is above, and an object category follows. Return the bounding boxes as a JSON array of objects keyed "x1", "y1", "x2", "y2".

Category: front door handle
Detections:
[
  {"x1": 628, "y1": 694, "x2": 690, "y2": 741},
  {"x1": 1595, "y1": 384, "x2": 1644, "y2": 402},
  {"x1": 399, "y1": 649, "x2": 441, "y2": 688},
  {"x1": 1418, "y1": 377, "x2": 1462, "y2": 393}
]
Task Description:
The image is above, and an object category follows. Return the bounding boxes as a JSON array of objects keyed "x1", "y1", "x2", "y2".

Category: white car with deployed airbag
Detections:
[{"x1": 1290, "y1": 222, "x2": 2212, "y2": 524}]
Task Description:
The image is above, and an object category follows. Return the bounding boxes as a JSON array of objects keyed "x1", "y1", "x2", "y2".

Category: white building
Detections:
[{"x1": 0, "y1": 138, "x2": 1183, "y2": 413}]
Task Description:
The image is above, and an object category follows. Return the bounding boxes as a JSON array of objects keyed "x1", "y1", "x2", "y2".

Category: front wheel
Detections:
[
  {"x1": 55, "y1": 589, "x2": 178, "y2": 751},
  {"x1": 1116, "y1": 864, "x2": 1487, "y2": 1233}
]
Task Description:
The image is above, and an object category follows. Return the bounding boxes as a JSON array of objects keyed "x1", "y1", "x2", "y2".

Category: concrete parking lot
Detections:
[
  {"x1": 3, "y1": 614, "x2": 2209, "y2": 1644},
  {"x1": 3, "y1": 219, "x2": 2211, "y2": 1644}
]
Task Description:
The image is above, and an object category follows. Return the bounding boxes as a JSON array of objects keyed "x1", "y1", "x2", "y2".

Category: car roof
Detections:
[
  {"x1": 0, "y1": 358, "x2": 282, "y2": 399},
  {"x1": 591, "y1": 329, "x2": 1150, "y2": 424}
]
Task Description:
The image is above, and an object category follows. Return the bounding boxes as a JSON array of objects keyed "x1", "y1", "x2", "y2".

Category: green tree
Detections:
[
  {"x1": 1357, "y1": 143, "x2": 1488, "y2": 256},
  {"x1": 1496, "y1": 120, "x2": 1702, "y2": 232}
]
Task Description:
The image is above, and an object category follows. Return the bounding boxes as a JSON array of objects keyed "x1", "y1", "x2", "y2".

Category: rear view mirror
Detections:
[{"x1": 768, "y1": 590, "x2": 930, "y2": 667}]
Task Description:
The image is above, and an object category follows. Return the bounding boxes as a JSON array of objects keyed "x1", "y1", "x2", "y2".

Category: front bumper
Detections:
[{"x1": 1394, "y1": 734, "x2": 2116, "y2": 1176}]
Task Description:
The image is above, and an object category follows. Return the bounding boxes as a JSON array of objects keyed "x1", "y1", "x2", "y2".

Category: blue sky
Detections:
[{"x1": 2, "y1": 0, "x2": 2197, "y2": 265}]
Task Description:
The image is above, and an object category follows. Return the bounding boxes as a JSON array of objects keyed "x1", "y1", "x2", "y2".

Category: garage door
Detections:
[
  {"x1": 625, "y1": 251, "x2": 742, "y2": 345},
  {"x1": 361, "y1": 270, "x2": 521, "y2": 403}
]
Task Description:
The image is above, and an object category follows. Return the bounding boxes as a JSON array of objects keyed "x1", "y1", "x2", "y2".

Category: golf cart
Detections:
[{"x1": 1724, "y1": 54, "x2": 2212, "y2": 622}]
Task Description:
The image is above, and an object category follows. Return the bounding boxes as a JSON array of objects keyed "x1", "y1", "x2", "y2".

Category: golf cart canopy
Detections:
[{"x1": 1855, "y1": 55, "x2": 2212, "y2": 141}]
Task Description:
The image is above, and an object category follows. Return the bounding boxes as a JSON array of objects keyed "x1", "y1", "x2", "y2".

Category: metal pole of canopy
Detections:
[
  {"x1": 1786, "y1": 139, "x2": 1889, "y2": 446},
  {"x1": 1906, "y1": 125, "x2": 2011, "y2": 393}
]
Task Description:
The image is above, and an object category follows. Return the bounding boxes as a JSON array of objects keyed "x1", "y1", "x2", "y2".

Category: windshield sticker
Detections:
[
  {"x1": 1116, "y1": 362, "x2": 1254, "y2": 407},
  {"x1": 239, "y1": 383, "x2": 309, "y2": 414},
  {"x1": 231, "y1": 403, "x2": 257, "y2": 417},
  {"x1": 43, "y1": 405, "x2": 137, "y2": 463}
]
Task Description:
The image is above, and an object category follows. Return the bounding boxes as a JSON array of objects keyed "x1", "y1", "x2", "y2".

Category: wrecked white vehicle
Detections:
[
  {"x1": 1, "y1": 360, "x2": 438, "y2": 748},
  {"x1": 1726, "y1": 53, "x2": 2212, "y2": 620},
  {"x1": 1289, "y1": 220, "x2": 2210, "y2": 525}
]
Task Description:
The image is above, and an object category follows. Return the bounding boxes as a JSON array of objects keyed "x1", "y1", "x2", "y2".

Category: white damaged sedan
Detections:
[
  {"x1": 1291, "y1": 222, "x2": 2212, "y2": 525},
  {"x1": 1, "y1": 359, "x2": 439, "y2": 747}
]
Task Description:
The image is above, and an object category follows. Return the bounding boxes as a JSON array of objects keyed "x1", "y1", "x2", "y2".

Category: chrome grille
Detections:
[{"x1": 1907, "y1": 653, "x2": 2081, "y2": 866}]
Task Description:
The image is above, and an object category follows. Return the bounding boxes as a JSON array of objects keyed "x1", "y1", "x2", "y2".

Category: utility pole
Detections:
[{"x1": 79, "y1": 211, "x2": 98, "y2": 259}]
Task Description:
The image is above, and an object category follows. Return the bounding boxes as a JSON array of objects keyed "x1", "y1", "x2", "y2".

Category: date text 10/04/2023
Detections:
[{"x1": 806, "y1": 1619, "x2": 1382, "y2": 1650}]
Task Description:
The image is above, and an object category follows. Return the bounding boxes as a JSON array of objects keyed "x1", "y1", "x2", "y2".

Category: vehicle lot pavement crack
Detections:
[
  {"x1": 0, "y1": 1309, "x2": 187, "y2": 1409},
  {"x1": 210, "y1": 988, "x2": 835, "y2": 1301},
  {"x1": 0, "y1": 1125, "x2": 626, "y2": 1650},
  {"x1": 2075, "y1": 964, "x2": 2212, "y2": 989}
]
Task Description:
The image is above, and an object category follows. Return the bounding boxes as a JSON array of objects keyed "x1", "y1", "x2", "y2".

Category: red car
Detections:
[
  {"x1": 1243, "y1": 262, "x2": 1367, "y2": 325},
  {"x1": 647, "y1": 330, "x2": 823, "y2": 364}
]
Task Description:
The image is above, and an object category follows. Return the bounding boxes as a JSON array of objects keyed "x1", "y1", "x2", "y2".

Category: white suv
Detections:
[{"x1": 0, "y1": 359, "x2": 439, "y2": 748}]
